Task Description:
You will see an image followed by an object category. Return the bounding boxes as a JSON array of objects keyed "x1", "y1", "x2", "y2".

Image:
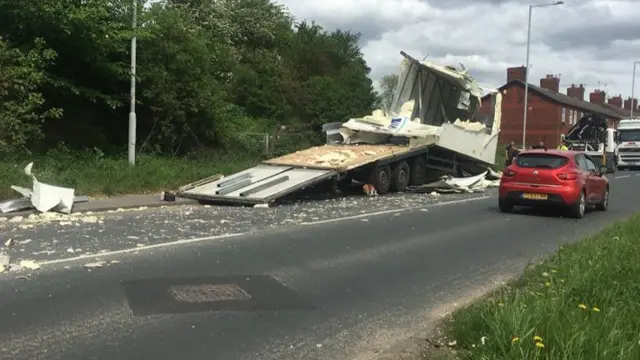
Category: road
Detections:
[{"x1": 1, "y1": 172, "x2": 639, "y2": 360}]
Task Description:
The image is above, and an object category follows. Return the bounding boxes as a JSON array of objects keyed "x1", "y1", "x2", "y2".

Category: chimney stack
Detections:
[
  {"x1": 590, "y1": 90, "x2": 606, "y2": 105},
  {"x1": 540, "y1": 74, "x2": 560, "y2": 92},
  {"x1": 567, "y1": 84, "x2": 585, "y2": 101},
  {"x1": 608, "y1": 95, "x2": 623, "y2": 108},
  {"x1": 507, "y1": 66, "x2": 527, "y2": 83},
  {"x1": 624, "y1": 97, "x2": 638, "y2": 111}
]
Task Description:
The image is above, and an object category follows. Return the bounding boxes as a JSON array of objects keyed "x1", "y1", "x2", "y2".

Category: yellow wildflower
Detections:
[
  {"x1": 592, "y1": 307, "x2": 600, "y2": 312},
  {"x1": 536, "y1": 342, "x2": 545, "y2": 348},
  {"x1": 511, "y1": 336, "x2": 520, "y2": 343},
  {"x1": 545, "y1": 282, "x2": 551, "y2": 287},
  {"x1": 578, "y1": 304, "x2": 587, "y2": 310},
  {"x1": 533, "y1": 336, "x2": 543, "y2": 342}
]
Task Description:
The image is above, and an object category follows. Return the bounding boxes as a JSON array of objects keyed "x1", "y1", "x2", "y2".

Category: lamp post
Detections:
[
  {"x1": 632, "y1": 61, "x2": 639, "y2": 118},
  {"x1": 522, "y1": 1, "x2": 564, "y2": 148},
  {"x1": 128, "y1": 0, "x2": 138, "y2": 166}
]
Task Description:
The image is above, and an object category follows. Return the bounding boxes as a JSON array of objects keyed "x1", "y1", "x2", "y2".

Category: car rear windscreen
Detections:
[{"x1": 515, "y1": 154, "x2": 568, "y2": 169}]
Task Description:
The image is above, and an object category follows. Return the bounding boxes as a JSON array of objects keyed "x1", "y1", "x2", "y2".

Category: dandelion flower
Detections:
[
  {"x1": 512, "y1": 336, "x2": 520, "y2": 343},
  {"x1": 578, "y1": 304, "x2": 587, "y2": 310},
  {"x1": 533, "y1": 336, "x2": 543, "y2": 343},
  {"x1": 545, "y1": 282, "x2": 551, "y2": 287},
  {"x1": 592, "y1": 307, "x2": 600, "y2": 312},
  {"x1": 536, "y1": 342, "x2": 545, "y2": 348}
]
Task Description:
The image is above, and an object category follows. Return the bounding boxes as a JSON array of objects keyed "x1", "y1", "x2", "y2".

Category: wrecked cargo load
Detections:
[{"x1": 176, "y1": 51, "x2": 502, "y2": 206}]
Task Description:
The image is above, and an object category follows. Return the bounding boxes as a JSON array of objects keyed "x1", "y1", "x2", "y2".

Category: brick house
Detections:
[{"x1": 481, "y1": 66, "x2": 627, "y2": 148}]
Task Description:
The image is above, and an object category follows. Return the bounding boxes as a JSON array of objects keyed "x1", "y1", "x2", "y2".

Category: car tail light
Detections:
[
  {"x1": 556, "y1": 172, "x2": 579, "y2": 180},
  {"x1": 504, "y1": 169, "x2": 517, "y2": 177}
]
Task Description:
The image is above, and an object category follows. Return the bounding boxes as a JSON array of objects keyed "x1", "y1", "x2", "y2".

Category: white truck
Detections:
[{"x1": 616, "y1": 118, "x2": 640, "y2": 170}]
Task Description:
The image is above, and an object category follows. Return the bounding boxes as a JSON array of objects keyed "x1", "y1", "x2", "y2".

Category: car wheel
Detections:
[
  {"x1": 569, "y1": 190, "x2": 586, "y2": 219},
  {"x1": 595, "y1": 186, "x2": 609, "y2": 211},
  {"x1": 498, "y1": 198, "x2": 513, "y2": 213}
]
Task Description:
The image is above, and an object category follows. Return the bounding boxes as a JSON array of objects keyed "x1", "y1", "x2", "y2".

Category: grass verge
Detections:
[
  {"x1": 0, "y1": 148, "x2": 262, "y2": 200},
  {"x1": 444, "y1": 213, "x2": 640, "y2": 359}
]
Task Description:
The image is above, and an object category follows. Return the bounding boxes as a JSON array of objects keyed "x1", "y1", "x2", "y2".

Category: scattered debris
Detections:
[
  {"x1": 19, "y1": 260, "x2": 41, "y2": 270},
  {"x1": 363, "y1": 184, "x2": 378, "y2": 197},
  {"x1": 0, "y1": 162, "x2": 89, "y2": 214},
  {"x1": 161, "y1": 191, "x2": 176, "y2": 202},
  {"x1": 5, "y1": 238, "x2": 14, "y2": 247},
  {"x1": 409, "y1": 170, "x2": 501, "y2": 194},
  {"x1": 254, "y1": 203, "x2": 269, "y2": 208},
  {"x1": 83, "y1": 261, "x2": 106, "y2": 268},
  {"x1": 0, "y1": 253, "x2": 10, "y2": 273}
]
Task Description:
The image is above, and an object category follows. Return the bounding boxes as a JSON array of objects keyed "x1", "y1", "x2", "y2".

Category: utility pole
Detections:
[
  {"x1": 521, "y1": 1, "x2": 564, "y2": 148},
  {"x1": 632, "y1": 61, "x2": 638, "y2": 118},
  {"x1": 128, "y1": 0, "x2": 138, "y2": 166}
]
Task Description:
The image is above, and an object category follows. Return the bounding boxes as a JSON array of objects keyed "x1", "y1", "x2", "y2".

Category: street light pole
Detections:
[
  {"x1": 521, "y1": 1, "x2": 564, "y2": 149},
  {"x1": 632, "y1": 61, "x2": 639, "y2": 118},
  {"x1": 128, "y1": 0, "x2": 138, "y2": 166}
]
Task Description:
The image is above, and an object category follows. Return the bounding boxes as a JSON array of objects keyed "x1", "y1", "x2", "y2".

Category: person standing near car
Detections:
[{"x1": 505, "y1": 141, "x2": 518, "y2": 167}]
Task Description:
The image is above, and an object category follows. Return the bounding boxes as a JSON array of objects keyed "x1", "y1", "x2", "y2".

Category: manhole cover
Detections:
[{"x1": 169, "y1": 284, "x2": 251, "y2": 302}]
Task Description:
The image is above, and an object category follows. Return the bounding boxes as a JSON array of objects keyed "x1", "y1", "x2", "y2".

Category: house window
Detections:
[
  {"x1": 562, "y1": 107, "x2": 566, "y2": 123},
  {"x1": 569, "y1": 109, "x2": 574, "y2": 125}
]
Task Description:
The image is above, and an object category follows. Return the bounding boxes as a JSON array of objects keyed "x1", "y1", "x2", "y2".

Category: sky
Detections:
[{"x1": 275, "y1": 0, "x2": 640, "y2": 101}]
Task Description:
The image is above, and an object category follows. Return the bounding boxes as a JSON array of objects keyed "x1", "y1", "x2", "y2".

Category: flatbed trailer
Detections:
[
  {"x1": 176, "y1": 143, "x2": 486, "y2": 206},
  {"x1": 176, "y1": 50, "x2": 502, "y2": 206}
]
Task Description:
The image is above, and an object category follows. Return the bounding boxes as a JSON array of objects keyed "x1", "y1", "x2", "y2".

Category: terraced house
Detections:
[{"x1": 481, "y1": 66, "x2": 639, "y2": 148}]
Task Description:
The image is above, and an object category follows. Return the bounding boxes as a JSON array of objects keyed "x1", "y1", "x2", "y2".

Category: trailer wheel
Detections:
[
  {"x1": 409, "y1": 157, "x2": 426, "y2": 186},
  {"x1": 370, "y1": 165, "x2": 392, "y2": 194},
  {"x1": 391, "y1": 161, "x2": 410, "y2": 192}
]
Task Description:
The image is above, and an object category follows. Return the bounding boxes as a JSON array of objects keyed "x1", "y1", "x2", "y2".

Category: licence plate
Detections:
[{"x1": 522, "y1": 193, "x2": 548, "y2": 200}]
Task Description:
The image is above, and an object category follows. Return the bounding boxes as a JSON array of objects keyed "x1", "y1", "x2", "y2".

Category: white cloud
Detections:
[{"x1": 277, "y1": 0, "x2": 640, "y2": 101}]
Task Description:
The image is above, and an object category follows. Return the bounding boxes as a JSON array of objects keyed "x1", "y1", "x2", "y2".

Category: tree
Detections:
[
  {"x1": 0, "y1": 0, "x2": 378, "y2": 156},
  {"x1": 0, "y1": 37, "x2": 61, "y2": 152},
  {"x1": 378, "y1": 73, "x2": 399, "y2": 112}
]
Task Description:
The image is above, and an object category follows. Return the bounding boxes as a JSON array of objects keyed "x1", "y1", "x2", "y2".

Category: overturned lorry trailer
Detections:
[
  {"x1": 177, "y1": 52, "x2": 502, "y2": 205},
  {"x1": 564, "y1": 113, "x2": 616, "y2": 173}
]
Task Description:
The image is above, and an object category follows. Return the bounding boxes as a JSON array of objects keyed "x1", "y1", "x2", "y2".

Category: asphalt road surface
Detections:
[{"x1": 1, "y1": 172, "x2": 640, "y2": 360}]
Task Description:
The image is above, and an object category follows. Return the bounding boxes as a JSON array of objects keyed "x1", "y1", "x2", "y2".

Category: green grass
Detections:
[
  {"x1": 446, "y1": 213, "x2": 640, "y2": 359},
  {"x1": 0, "y1": 148, "x2": 262, "y2": 200}
]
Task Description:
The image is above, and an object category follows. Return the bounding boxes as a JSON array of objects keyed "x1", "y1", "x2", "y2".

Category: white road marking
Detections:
[
  {"x1": 615, "y1": 175, "x2": 631, "y2": 179},
  {"x1": 300, "y1": 196, "x2": 490, "y2": 226},
  {"x1": 39, "y1": 233, "x2": 246, "y2": 266},
  {"x1": 34, "y1": 196, "x2": 491, "y2": 267}
]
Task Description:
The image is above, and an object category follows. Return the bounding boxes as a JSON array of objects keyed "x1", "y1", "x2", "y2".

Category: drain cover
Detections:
[
  {"x1": 169, "y1": 284, "x2": 251, "y2": 302},
  {"x1": 122, "y1": 275, "x2": 313, "y2": 316}
]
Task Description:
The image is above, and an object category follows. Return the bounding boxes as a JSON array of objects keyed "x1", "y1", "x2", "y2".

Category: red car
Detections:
[{"x1": 498, "y1": 149, "x2": 609, "y2": 218}]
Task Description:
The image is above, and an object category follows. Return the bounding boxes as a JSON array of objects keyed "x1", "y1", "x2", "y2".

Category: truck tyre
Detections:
[
  {"x1": 370, "y1": 165, "x2": 392, "y2": 195},
  {"x1": 409, "y1": 157, "x2": 426, "y2": 186},
  {"x1": 391, "y1": 161, "x2": 411, "y2": 192}
]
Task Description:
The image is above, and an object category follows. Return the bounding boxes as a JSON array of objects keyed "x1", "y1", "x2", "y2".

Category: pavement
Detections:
[
  {"x1": 0, "y1": 171, "x2": 639, "y2": 360},
  {"x1": 0, "y1": 193, "x2": 198, "y2": 219}
]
